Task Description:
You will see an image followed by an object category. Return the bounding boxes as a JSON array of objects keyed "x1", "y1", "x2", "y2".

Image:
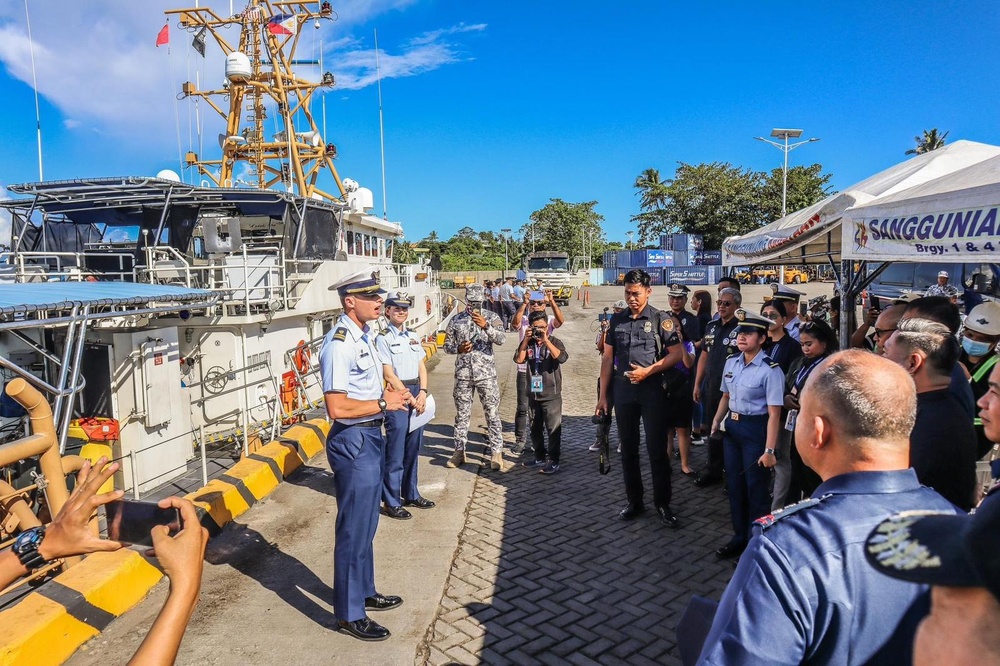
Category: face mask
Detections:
[{"x1": 962, "y1": 336, "x2": 993, "y2": 357}]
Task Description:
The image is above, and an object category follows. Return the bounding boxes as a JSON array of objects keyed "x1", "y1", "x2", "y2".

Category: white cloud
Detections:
[{"x1": 0, "y1": 2, "x2": 484, "y2": 142}]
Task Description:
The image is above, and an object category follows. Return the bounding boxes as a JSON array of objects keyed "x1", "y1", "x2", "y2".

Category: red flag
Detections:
[{"x1": 156, "y1": 24, "x2": 169, "y2": 47}]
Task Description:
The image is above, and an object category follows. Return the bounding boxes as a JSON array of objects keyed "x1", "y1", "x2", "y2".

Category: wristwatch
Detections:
[
  {"x1": 14, "y1": 526, "x2": 49, "y2": 571},
  {"x1": 765, "y1": 448, "x2": 776, "y2": 456},
  {"x1": 377, "y1": 398, "x2": 387, "y2": 413},
  {"x1": 418, "y1": 388, "x2": 427, "y2": 394}
]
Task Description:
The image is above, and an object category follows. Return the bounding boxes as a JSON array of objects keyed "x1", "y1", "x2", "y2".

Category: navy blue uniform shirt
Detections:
[
  {"x1": 605, "y1": 304, "x2": 680, "y2": 379},
  {"x1": 697, "y1": 469, "x2": 960, "y2": 666}
]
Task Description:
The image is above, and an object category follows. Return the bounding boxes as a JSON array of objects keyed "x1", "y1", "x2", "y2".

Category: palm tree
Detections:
[
  {"x1": 634, "y1": 168, "x2": 670, "y2": 211},
  {"x1": 906, "y1": 129, "x2": 949, "y2": 155}
]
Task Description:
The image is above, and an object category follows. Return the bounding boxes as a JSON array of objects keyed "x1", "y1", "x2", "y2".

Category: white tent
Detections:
[
  {"x1": 843, "y1": 153, "x2": 1000, "y2": 263},
  {"x1": 722, "y1": 140, "x2": 1000, "y2": 266}
]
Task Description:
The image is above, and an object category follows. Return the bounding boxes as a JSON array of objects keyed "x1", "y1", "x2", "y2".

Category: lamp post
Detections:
[
  {"x1": 754, "y1": 128, "x2": 820, "y2": 217},
  {"x1": 626, "y1": 230, "x2": 634, "y2": 251},
  {"x1": 500, "y1": 228, "x2": 511, "y2": 272}
]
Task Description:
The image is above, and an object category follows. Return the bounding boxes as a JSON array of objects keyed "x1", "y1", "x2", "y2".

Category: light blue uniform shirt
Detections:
[
  {"x1": 720, "y1": 351, "x2": 784, "y2": 415},
  {"x1": 785, "y1": 315, "x2": 802, "y2": 342},
  {"x1": 513, "y1": 285, "x2": 525, "y2": 301},
  {"x1": 375, "y1": 323, "x2": 426, "y2": 382},
  {"x1": 320, "y1": 314, "x2": 383, "y2": 424}
]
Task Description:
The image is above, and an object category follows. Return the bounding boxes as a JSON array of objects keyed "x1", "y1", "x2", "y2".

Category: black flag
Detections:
[{"x1": 192, "y1": 27, "x2": 207, "y2": 57}]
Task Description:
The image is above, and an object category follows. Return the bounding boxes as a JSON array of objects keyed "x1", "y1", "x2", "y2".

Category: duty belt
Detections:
[
  {"x1": 729, "y1": 411, "x2": 767, "y2": 422},
  {"x1": 336, "y1": 418, "x2": 384, "y2": 429}
]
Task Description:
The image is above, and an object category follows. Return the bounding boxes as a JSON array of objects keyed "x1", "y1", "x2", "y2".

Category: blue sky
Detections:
[{"x1": 1, "y1": 1, "x2": 999, "y2": 248}]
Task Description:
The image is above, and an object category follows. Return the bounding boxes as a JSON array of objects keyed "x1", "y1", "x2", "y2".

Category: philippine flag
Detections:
[{"x1": 268, "y1": 14, "x2": 297, "y2": 36}]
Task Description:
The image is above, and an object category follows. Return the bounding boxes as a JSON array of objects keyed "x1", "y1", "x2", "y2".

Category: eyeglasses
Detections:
[
  {"x1": 763, "y1": 312, "x2": 781, "y2": 320},
  {"x1": 716, "y1": 300, "x2": 735, "y2": 307},
  {"x1": 874, "y1": 326, "x2": 897, "y2": 338}
]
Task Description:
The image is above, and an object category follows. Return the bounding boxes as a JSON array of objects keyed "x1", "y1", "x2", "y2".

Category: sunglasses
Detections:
[
  {"x1": 716, "y1": 300, "x2": 735, "y2": 306},
  {"x1": 530, "y1": 301, "x2": 545, "y2": 306},
  {"x1": 763, "y1": 312, "x2": 781, "y2": 320}
]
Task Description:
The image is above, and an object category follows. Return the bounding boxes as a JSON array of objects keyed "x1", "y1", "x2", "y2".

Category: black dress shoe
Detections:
[
  {"x1": 694, "y1": 474, "x2": 723, "y2": 488},
  {"x1": 337, "y1": 617, "x2": 390, "y2": 641},
  {"x1": 403, "y1": 496, "x2": 436, "y2": 509},
  {"x1": 381, "y1": 505, "x2": 412, "y2": 520},
  {"x1": 715, "y1": 542, "x2": 745, "y2": 560},
  {"x1": 617, "y1": 503, "x2": 645, "y2": 520},
  {"x1": 365, "y1": 593, "x2": 404, "y2": 611},
  {"x1": 656, "y1": 506, "x2": 679, "y2": 529}
]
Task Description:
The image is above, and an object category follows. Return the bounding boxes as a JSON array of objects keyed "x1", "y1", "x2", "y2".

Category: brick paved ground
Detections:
[{"x1": 419, "y1": 293, "x2": 739, "y2": 665}]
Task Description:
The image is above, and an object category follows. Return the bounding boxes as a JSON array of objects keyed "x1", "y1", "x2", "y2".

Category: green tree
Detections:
[
  {"x1": 906, "y1": 129, "x2": 949, "y2": 155},
  {"x1": 759, "y1": 164, "x2": 835, "y2": 222},
  {"x1": 632, "y1": 162, "x2": 765, "y2": 249},
  {"x1": 519, "y1": 199, "x2": 606, "y2": 267},
  {"x1": 391, "y1": 239, "x2": 419, "y2": 264}
]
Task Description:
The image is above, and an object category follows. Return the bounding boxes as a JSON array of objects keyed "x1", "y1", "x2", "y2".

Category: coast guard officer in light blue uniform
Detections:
[
  {"x1": 321, "y1": 268, "x2": 410, "y2": 642},
  {"x1": 711, "y1": 308, "x2": 784, "y2": 560},
  {"x1": 376, "y1": 292, "x2": 435, "y2": 520},
  {"x1": 771, "y1": 284, "x2": 804, "y2": 342}
]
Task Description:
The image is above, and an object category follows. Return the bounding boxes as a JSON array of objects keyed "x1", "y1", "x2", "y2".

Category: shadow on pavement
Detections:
[
  {"x1": 422, "y1": 298, "x2": 740, "y2": 665},
  {"x1": 205, "y1": 523, "x2": 339, "y2": 630}
]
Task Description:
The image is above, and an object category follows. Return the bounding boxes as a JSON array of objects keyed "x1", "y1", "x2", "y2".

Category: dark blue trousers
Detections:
[
  {"x1": 327, "y1": 421, "x2": 383, "y2": 622},
  {"x1": 383, "y1": 383, "x2": 425, "y2": 505},
  {"x1": 722, "y1": 414, "x2": 771, "y2": 547}
]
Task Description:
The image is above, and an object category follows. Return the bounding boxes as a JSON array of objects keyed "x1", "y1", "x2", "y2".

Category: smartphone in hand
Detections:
[{"x1": 105, "y1": 500, "x2": 182, "y2": 547}]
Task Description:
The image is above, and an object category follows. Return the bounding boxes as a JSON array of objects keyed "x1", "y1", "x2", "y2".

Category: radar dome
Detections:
[
  {"x1": 226, "y1": 52, "x2": 252, "y2": 82},
  {"x1": 156, "y1": 169, "x2": 181, "y2": 182}
]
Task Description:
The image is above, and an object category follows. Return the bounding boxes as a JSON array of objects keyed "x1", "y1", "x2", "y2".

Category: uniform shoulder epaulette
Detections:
[
  {"x1": 769, "y1": 360, "x2": 780, "y2": 368},
  {"x1": 754, "y1": 495, "x2": 828, "y2": 529},
  {"x1": 332, "y1": 327, "x2": 348, "y2": 342}
]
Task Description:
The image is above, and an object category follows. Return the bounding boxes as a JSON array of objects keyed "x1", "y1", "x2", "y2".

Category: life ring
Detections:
[
  {"x1": 425, "y1": 296, "x2": 432, "y2": 315},
  {"x1": 293, "y1": 341, "x2": 311, "y2": 373}
]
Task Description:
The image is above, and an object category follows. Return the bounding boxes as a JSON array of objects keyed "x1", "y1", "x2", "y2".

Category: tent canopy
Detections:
[
  {"x1": 844, "y1": 153, "x2": 1000, "y2": 263},
  {"x1": 722, "y1": 140, "x2": 1000, "y2": 265}
]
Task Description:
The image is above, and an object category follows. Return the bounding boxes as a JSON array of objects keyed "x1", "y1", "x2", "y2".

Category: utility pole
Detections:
[{"x1": 754, "y1": 128, "x2": 820, "y2": 217}]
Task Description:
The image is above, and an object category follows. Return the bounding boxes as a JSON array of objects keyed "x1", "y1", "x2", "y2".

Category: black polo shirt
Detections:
[
  {"x1": 605, "y1": 304, "x2": 679, "y2": 379},
  {"x1": 703, "y1": 316, "x2": 739, "y2": 381}
]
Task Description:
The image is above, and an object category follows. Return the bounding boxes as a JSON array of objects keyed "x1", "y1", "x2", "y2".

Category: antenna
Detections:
[
  {"x1": 374, "y1": 29, "x2": 388, "y2": 221},
  {"x1": 23, "y1": 0, "x2": 43, "y2": 180}
]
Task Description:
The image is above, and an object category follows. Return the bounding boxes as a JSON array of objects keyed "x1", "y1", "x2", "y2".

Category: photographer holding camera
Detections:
[
  {"x1": 591, "y1": 300, "x2": 626, "y2": 453},
  {"x1": 510, "y1": 288, "x2": 565, "y2": 455},
  {"x1": 514, "y1": 311, "x2": 568, "y2": 474}
]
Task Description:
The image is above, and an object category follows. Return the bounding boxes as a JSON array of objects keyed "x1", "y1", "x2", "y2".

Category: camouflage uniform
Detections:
[{"x1": 445, "y1": 284, "x2": 506, "y2": 454}]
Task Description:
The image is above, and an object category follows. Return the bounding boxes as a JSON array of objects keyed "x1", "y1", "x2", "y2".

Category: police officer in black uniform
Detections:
[
  {"x1": 692, "y1": 286, "x2": 741, "y2": 486},
  {"x1": 596, "y1": 269, "x2": 684, "y2": 527}
]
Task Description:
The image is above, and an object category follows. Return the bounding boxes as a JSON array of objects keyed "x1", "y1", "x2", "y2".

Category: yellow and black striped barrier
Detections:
[{"x1": 0, "y1": 418, "x2": 331, "y2": 666}]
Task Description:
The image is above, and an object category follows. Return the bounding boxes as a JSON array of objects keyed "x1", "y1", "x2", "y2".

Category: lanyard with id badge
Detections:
[
  {"x1": 530, "y1": 343, "x2": 547, "y2": 394},
  {"x1": 786, "y1": 358, "x2": 823, "y2": 431}
]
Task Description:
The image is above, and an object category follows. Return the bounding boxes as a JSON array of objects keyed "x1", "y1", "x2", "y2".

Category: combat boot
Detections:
[{"x1": 446, "y1": 450, "x2": 466, "y2": 468}]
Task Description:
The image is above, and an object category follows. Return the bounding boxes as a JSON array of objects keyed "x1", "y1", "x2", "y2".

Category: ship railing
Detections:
[
  {"x1": 140, "y1": 244, "x2": 293, "y2": 315},
  {"x1": 0, "y1": 251, "x2": 135, "y2": 283},
  {"x1": 122, "y1": 355, "x2": 304, "y2": 501}
]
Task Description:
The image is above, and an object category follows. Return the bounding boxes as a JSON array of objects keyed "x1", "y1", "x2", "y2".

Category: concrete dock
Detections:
[{"x1": 66, "y1": 283, "x2": 834, "y2": 665}]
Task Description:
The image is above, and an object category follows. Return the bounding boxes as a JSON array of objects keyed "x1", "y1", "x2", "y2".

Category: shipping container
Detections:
[
  {"x1": 603, "y1": 268, "x2": 619, "y2": 285},
  {"x1": 666, "y1": 266, "x2": 716, "y2": 286},
  {"x1": 660, "y1": 234, "x2": 673, "y2": 250},
  {"x1": 588, "y1": 268, "x2": 603, "y2": 285},
  {"x1": 630, "y1": 249, "x2": 647, "y2": 268},
  {"x1": 648, "y1": 268, "x2": 665, "y2": 286},
  {"x1": 603, "y1": 250, "x2": 617, "y2": 268},
  {"x1": 701, "y1": 250, "x2": 723, "y2": 265}
]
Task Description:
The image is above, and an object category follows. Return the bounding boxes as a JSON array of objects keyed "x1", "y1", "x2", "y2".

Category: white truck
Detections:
[{"x1": 524, "y1": 251, "x2": 572, "y2": 305}]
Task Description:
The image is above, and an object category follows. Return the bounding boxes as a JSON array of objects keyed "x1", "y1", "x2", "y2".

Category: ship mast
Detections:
[{"x1": 166, "y1": 0, "x2": 344, "y2": 201}]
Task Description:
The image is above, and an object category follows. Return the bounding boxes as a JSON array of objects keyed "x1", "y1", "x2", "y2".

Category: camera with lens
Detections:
[
  {"x1": 597, "y1": 307, "x2": 610, "y2": 323},
  {"x1": 591, "y1": 413, "x2": 612, "y2": 425},
  {"x1": 532, "y1": 327, "x2": 544, "y2": 339}
]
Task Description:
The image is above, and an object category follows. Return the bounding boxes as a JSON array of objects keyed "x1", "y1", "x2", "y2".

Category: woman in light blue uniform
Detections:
[
  {"x1": 710, "y1": 308, "x2": 784, "y2": 560},
  {"x1": 376, "y1": 292, "x2": 434, "y2": 519}
]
